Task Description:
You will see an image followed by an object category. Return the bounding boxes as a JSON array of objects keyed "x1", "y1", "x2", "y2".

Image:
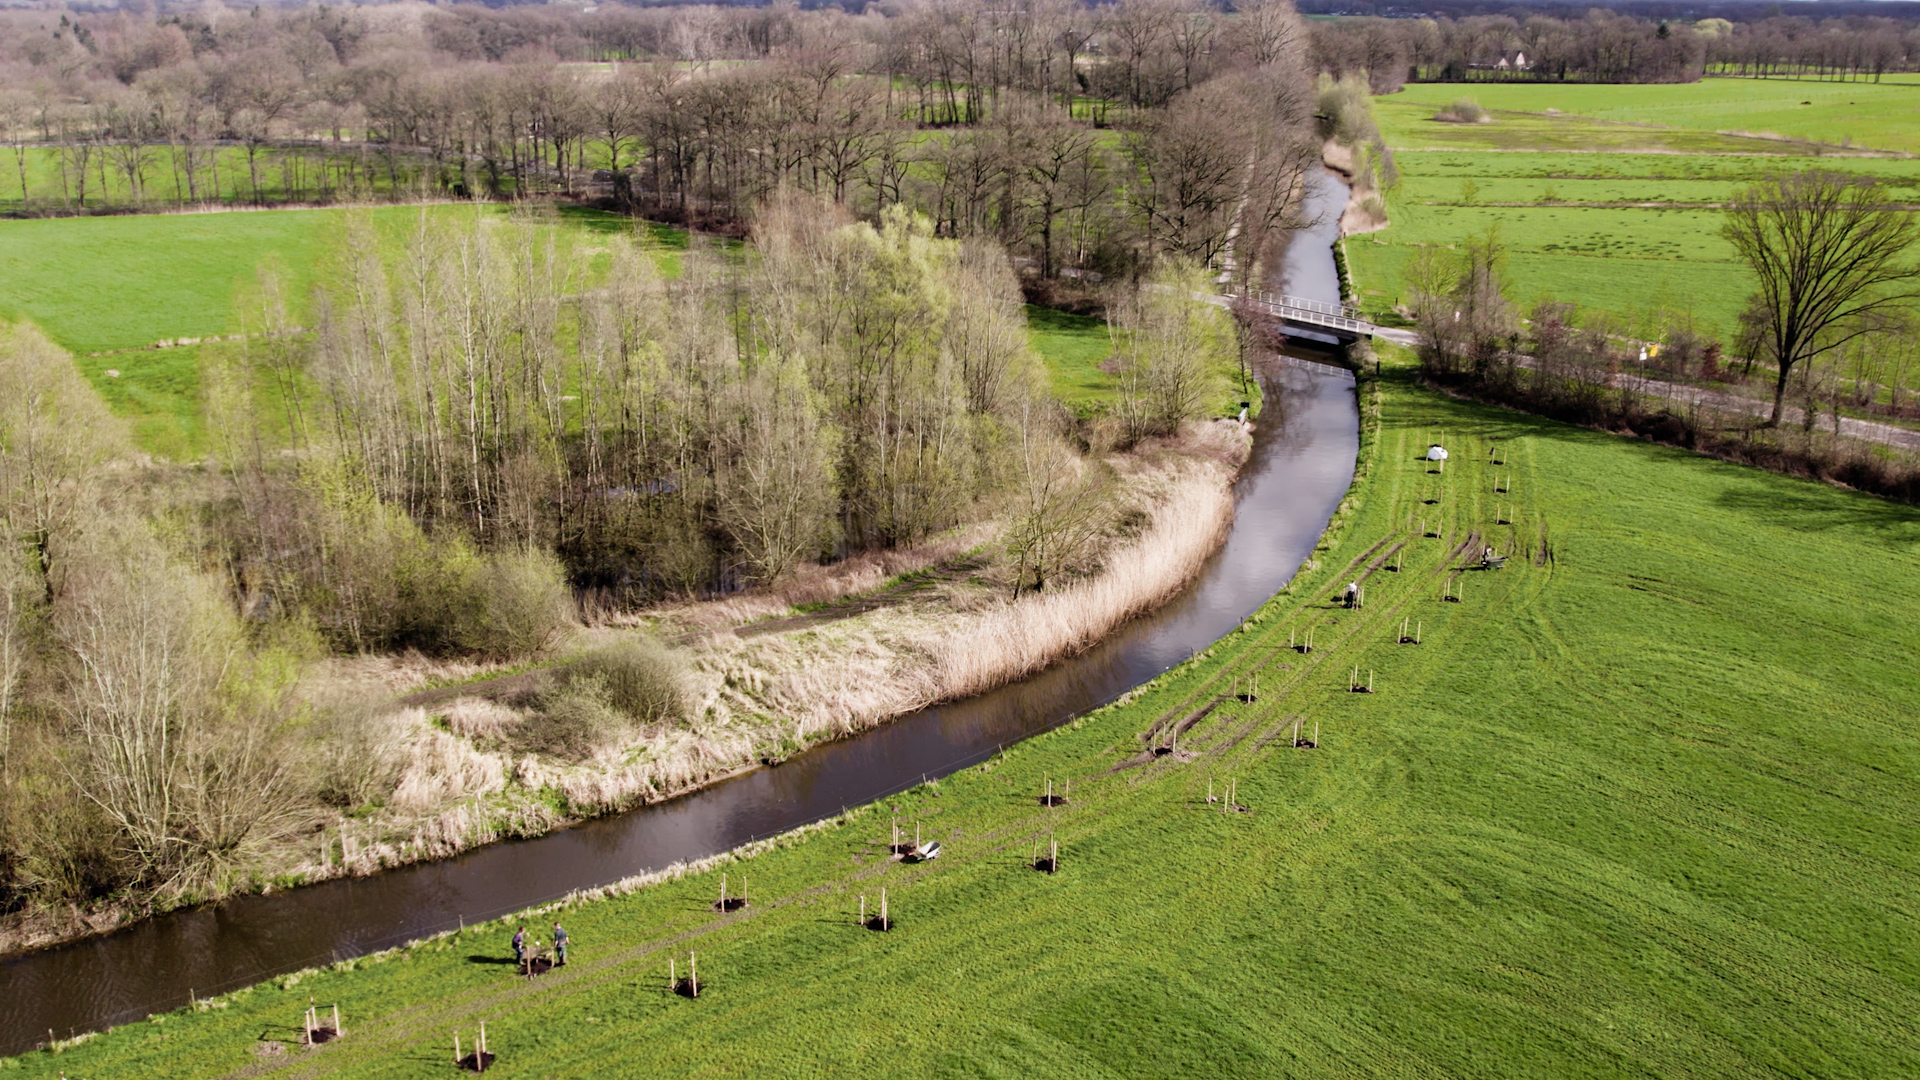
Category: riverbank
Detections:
[
  {"x1": 0, "y1": 419, "x2": 1252, "y2": 961},
  {"x1": 21, "y1": 352, "x2": 1920, "y2": 1080}
]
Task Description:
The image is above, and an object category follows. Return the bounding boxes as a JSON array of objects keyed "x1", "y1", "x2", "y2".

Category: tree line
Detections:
[
  {"x1": 0, "y1": 0, "x2": 1329, "y2": 291},
  {"x1": 1311, "y1": 9, "x2": 1920, "y2": 91},
  {"x1": 1405, "y1": 169, "x2": 1920, "y2": 503}
]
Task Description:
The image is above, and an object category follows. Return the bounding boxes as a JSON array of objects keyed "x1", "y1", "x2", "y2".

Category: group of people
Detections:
[{"x1": 510, "y1": 922, "x2": 570, "y2": 969}]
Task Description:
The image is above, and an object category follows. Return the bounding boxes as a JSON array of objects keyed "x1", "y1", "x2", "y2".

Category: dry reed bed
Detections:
[{"x1": 275, "y1": 422, "x2": 1246, "y2": 886}]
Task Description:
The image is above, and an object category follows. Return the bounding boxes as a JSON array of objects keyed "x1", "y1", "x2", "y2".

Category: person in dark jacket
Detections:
[
  {"x1": 552, "y1": 923, "x2": 569, "y2": 966},
  {"x1": 511, "y1": 925, "x2": 527, "y2": 966}
]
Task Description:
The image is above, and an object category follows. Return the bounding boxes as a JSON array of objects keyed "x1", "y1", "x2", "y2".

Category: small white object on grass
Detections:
[{"x1": 1427, "y1": 445, "x2": 1449, "y2": 461}]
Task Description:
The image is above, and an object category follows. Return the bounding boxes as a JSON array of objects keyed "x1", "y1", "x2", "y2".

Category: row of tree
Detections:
[
  {"x1": 1310, "y1": 10, "x2": 1920, "y2": 91},
  {"x1": 1, "y1": 0, "x2": 1328, "y2": 288},
  {"x1": 1407, "y1": 170, "x2": 1920, "y2": 435}
]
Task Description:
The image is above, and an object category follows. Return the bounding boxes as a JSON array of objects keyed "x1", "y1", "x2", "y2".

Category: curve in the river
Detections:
[{"x1": 0, "y1": 173, "x2": 1360, "y2": 1057}]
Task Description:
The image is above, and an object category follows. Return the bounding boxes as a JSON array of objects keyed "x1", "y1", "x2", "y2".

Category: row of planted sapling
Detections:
[
  {"x1": 441, "y1": 422, "x2": 1529, "y2": 1071},
  {"x1": 454, "y1": 1023, "x2": 493, "y2": 1072},
  {"x1": 888, "y1": 817, "x2": 943, "y2": 861},
  {"x1": 715, "y1": 873, "x2": 748, "y2": 913}
]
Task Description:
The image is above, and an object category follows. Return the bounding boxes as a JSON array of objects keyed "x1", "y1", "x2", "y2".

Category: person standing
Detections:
[
  {"x1": 552, "y1": 922, "x2": 569, "y2": 967},
  {"x1": 511, "y1": 925, "x2": 527, "y2": 967}
]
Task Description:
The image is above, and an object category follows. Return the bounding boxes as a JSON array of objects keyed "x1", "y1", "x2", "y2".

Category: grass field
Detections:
[
  {"x1": 1350, "y1": 80, "x2": 1920, "y2": 342},
  {"x1": 17, "y1": 350, "x2": 1920, "y2": 1079},
  {"x1": 1383, "y1": 77, "x2": 1920, "y2": 155},
  {"x1": 1027, "y1": 304, "x2": 1117, "y2": 415}
]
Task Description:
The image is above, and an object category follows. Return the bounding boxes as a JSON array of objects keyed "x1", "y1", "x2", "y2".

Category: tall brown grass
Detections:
[
  {"x1": 200, "y1": 426, "x2": 1243, "y2": 910},
  {"x1": 930, "y1": 460, "x2": 1233, "y2": 698}
]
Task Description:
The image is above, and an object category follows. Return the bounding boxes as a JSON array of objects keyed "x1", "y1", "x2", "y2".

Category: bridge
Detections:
[{"x1": 1229, "y1": 291, "x2": 1382, "y2": 342}]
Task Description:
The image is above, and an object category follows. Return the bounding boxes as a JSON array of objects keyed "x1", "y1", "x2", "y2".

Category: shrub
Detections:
[
  {"x1": 517, "y1": 637, "x2": 687, "y2": 760},
  {"x1": 1435, "y1": 97, "x2": 1490, "y2": 124},
  {"x1": 451, "y1": 548, "x2": 576, "y2": 661},
  {"x1": 309, "y1": 695, "x2": 406, "y2": 810},
  {"x1": 561, "y1": 637, "x2": 687, "y2": 725},
  {"x1": 517, "y1": 674, "x2": 630, "y2": 761}
]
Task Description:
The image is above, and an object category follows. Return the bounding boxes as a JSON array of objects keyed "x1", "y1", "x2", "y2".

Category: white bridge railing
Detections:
[{"x1": 1231, "y1": 291, "x2": 1377, "y2": 336}]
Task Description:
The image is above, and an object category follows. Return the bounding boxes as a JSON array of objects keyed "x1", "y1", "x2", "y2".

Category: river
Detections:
[{"x1": 0, "y1": 171, "x2": 1359, "y2": 1057}]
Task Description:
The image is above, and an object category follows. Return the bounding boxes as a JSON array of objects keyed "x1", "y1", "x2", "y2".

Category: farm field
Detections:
[
  {"x1": 1350, "y1": 81, "x2": 1920, "y2": 342},
  {"x1": 17, "y1": 350, "x2": 1920, "y2": 1079}
]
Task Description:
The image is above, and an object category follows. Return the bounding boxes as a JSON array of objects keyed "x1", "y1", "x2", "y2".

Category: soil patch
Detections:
[{"x1": 457, "y1": 1051, "x2": 497, "y2": 1072}]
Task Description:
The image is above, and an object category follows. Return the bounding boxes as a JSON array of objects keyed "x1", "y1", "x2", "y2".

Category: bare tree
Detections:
[
  {"x1": 1723, "y1": 170, "x2": 1920, "y2": 425},
  {"x1": 717, "y1": 356, "x2": 838, "y2": 583},
  {"x1": 0, "y1": 78, "x2": 36, "y2": 210},
  {"x1": 1006, "y1": 407, "x2": 1111, "y2": 596}
]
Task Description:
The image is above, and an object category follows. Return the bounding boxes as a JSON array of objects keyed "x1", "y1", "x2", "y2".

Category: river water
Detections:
[{"x1": 0, "y1": 173, "x2": 1358, "y2": 1057}]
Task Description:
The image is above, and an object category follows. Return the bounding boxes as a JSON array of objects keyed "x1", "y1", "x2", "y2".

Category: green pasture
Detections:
[
  {"x1": 1346, "y1": 192, "x2": 1751, "y2": 338},
  {"x1": 1372, "y1": 95, "x2": 1825, "y2": 155},
  {"x1": 1383, "y1": 77, "x2": 1920, "y2": 155},
  {"x1": 15, "y1": 351, "x2": 1920, "y2": 1079}
]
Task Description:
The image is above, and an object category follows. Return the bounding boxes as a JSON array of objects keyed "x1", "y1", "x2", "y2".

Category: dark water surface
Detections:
[{"x1": 0, "y1": 180, "x2": 1358, "y2": 1056}]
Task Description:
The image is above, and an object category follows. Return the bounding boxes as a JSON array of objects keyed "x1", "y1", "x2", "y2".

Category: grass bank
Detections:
[{"x1": 20, "y1": 349, "x2": 1919, "y2": 1078}]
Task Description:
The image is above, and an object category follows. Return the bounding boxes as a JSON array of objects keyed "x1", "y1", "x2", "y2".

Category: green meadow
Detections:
[
  {"x1": 1351, "y1": 79, "x2": 1920, "y2": 341},
  {"x1": 15, "y1": 350, "x2": 1920, "y2": 1079},
  {"x1": 1383, "y1": 77, "x2": 1920, "y2": 155},
  {"x1": 1026, "y1": 304, "x2": 1118, "y2": 414}
]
